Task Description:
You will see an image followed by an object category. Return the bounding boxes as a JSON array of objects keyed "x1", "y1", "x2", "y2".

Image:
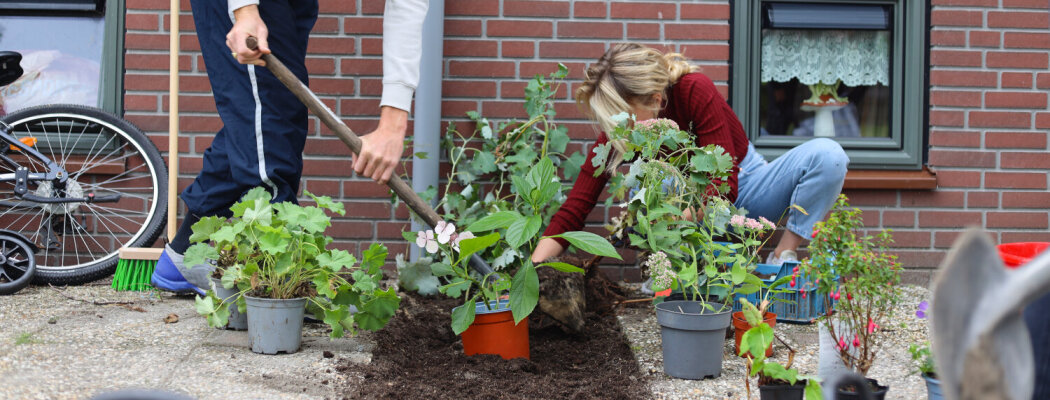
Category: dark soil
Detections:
[{"x1": 339, "y1": 290, "x2": 649, "y2": 400}]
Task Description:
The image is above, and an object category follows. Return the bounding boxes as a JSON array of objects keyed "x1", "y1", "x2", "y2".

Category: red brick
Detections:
[
  {"x1": 986, "y1": 92, "x2": 1048, "y2": 109},
  {"x1": 487, "y1": 20, "x2": 553, "y2": 38},
  {"x1": 934, "y1": 231, "x2": 973, "y2": 249},
  {"x1": 303, "y1": 139, "x2": 354, "y2": 157},
  {"x1": 986, "y1": 132, "x2": 1047, "y2": 148},
  {"x1": 1003, "y1": 232, "x2": 1050, "y2": 243},
  {"x1": 539, "y1": 42, "x2": 606, "y2": 59},
  {"x1": 937, "y1": 170, "x2": 981, "y2": 188},
  {"x1": 125, "y1": 54, "x2": 192, "y2": 71},
  {"x1": 1001, "y1": 152, "x2": 1050, "y2": 169},
  {"x1": 125, "y1": 33, "x2": 169, "y2": 50},
  {"x1": 1003, "y1": 0, "x2": 1050, "y2": 7},
  {"x1": 344, "y1": 180, "x2": 394, "y2": 198},
  {"x1": 502, "y1": 41, "x2": 535, "y2": 58},
  {"x1": 627, "y1": 23, "x2": 661, "y2": 40},
  {"x1": 308, "y1": 78, "x2": 355, "y2": 95},
  {"x1": 969, "y1": 111, "x2": 1032, "y2": 129},
  {"x1": 901, "y1": 190, "x2": 967, "y2": 208},
  {"x1": 930, "y1": 70, "x2": 997, "y2": 87},
  {"x1": 307, "y1": 37, "x2": 356, "y2": 55},
  {"x1": 164, "y1": 94, "x2": 217, "y2": 113},
  {"x1": 443, "y1": 40, "x2": 498, "y2": 57},
  {"x1": 448, "y1": 61, "x2": 515, "y2": 78},
  {"x1": 930, "y1": 90, "x2": 982, "y2": 107},
  {"x1": 377, "y1": 221, "x2": 411, "y2": 239},
  {"x1": 932, "y1": 150, "x2": 995, "y2": 167},
  {"x1": 126, "y1": 13, "x2": 159, "y2": 31},
  {"x1": 890, "y1": 231, "x2": 933, "y2": 248},
  {"x1": 665, "y1": 23, "x2": 730, "y2": 41},
  {"x1": 344, "y1": 17, "x2": 383, "y2": 35},
  {"x1": 306, "y1": 58, "x2": 336, "y2": 75},
  {"x1": 301, "y1": 179, "x2": 341, "y2": 197},
  {"x1": 442, "y1": 80, "x2": 497, "y2": 98},
  {"x1": 557, "y1": 21, "x2": 623, "y2": 39},
  {"x1": 446, "y1": 0, "x2": 499, "y2": 16},
  {"x1": 318, "y1": 0, "x2": 355, "y2": 13},
  {"x1": 930, "y1": 130, "x2": 981, "y2": 147},
  {"x1": 919, "y1": 211, "x2": 982, "y2": 228},
  {"x1": 986, "y1": 171, "x2": 1047, "y2": 189},
  {"x1": 968, "y1": 192, "x2": 1000, "y2": 208},
  {"x1": 445, "y1": 19, "x2": 482, "y2": 36},
  {"x1": 611, "y1": 2, "x2": 676, "y2": 19},
  {"x1": 1003, "y1": 192, "x2": 1050, "y2": 208},
  {"x1": 931, "y1": 30, "x2": 967, "y2": 46},
  {"x1": 520, "y1": 61, "x2": 586, "y2": 79},
  {"x1": 930, "y1": 110, "x2": 965, "y2": 127},
  {"x1": 1039, "y1": 113, "x2": 1050, "y2": 129},
  {"x1": 127, "y1": 0, "x2": 169, "y2": 10},
  {"x1": 931, "y1": 50, "x2": 983, "y2": 67},
  {"x1": 987, "y1": 52, "x2": 1050, "y2": 69},
  {"x1": 681, "y1": 3, "x2": 731, "y2": 20},
  {"x1": 931, "y1": 10, "x2": 983, "y2": 27},
  {"x1": 681, "y1": 45, "x2": 730, "y2": 61},
  {"x1": 481, "y1": 101, "x2": 529, "y2": 119},
  {"x1": 124, "y1": 94, "x2": 158, "y2": 112},
  {"x1": 328, "y1": 221, "x2": 374, "y2": 239},
  {"x1": 1038, "y1": 73, "x2": 1050, "y2": 89},
  {"x1": 969, "y1": 31, "x2": 1002, "y2": 48},
  {"x1": 989, "y1": 11, "x2": 1049, "y2": 29},
  {"x1": 1005, "y1": 32, "x2": 1050, "y2": 49},
  {"x1": 1002, "y1": 72, "x2": 1034, "y2": 88},
  {"x1": 932, "y1": 0, "x2": 998, "y2": 5},
  {"x1": 988, "y1": 212, "x2": 1049, "y2": 229},
  {"x1": 311, "y1": 17, "x2": 340, "y2": 34},
  {"x1": 882, "y1": 211, "x2": 916, "y2": 227},
  {"x1": 504, "y1": 0, "x2": 570, "y2": 17},
  {"x1": 573, "y1": 1, "x2": 606, "y2": 18}
]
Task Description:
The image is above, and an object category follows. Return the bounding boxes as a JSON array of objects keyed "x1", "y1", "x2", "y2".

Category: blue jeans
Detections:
[{"x1": 734, "y1": 138, "x2": 849, "y2": 239}]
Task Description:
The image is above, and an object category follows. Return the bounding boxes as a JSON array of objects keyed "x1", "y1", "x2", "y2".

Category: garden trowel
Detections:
[{"x1": 931, "y1": 228, "x2": 1050, "y2": 400}]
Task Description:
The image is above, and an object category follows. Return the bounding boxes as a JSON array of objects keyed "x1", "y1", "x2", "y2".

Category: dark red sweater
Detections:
[{"x1": 543, "y1": 73, "x2": 750, "y2": 247}]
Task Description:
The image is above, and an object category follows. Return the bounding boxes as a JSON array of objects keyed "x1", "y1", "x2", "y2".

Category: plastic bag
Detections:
[{"x1": 0, "y1": 50, "x2": 100, "y2": 115}]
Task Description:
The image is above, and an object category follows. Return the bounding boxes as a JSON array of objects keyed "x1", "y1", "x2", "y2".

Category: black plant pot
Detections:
[
  {"x1": 836, "y1": 378, "x2": 888, "y2": 400},
  {"x1": 759, "y1": 380, "x2": 806, "y2": 400}
]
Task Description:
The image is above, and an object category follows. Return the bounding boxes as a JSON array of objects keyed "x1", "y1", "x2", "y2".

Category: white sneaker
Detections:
[
  {"x1": 640, "y1": 277, "x2": 655, "y2": 296},
  {"x1": 766, "y1": 250, "x2": 798, "y2": 265}
]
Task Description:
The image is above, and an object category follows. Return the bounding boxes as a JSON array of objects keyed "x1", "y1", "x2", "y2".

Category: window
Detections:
[
  {"x1": 0, "y1": 0, "x2": 125, "y2": 115},
  {"x1": 731, "y1": 1, "x2": 927, "y2": 170}
]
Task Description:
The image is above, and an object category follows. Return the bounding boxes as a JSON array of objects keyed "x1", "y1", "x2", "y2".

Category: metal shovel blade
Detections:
[{"x1": 931, "y1": 228, "x2": 1050, "y2": 400}]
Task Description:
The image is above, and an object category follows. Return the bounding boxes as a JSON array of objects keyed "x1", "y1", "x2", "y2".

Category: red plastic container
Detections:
[
  {"x1": 997, "y1": 242, "x2": 1050, "y2": 269},
  {"x1": 459, "y1": 301, "x2": 530, "y2": 360}
]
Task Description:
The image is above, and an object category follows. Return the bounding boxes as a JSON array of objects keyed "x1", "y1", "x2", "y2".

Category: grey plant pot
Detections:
[
  {"x1": 923, "y1": 373, "x2": 943, "y2": 400},
  {"x1": 654, "y1": 300, "x2": 732, "y2": 380},
  {"x1": 211, "y1": 278, "x2": 247, "y2": 331},
  {"x1": 245, "y1": 296, "x2": 308, "y2": 354}
]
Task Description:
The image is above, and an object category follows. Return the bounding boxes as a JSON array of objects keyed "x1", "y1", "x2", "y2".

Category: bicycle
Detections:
[{"x1": 0, "y1": 50, "x2": 167, "y2": 295}]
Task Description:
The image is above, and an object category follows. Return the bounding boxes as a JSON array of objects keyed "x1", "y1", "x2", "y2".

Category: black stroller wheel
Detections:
[{"x1": 0, "y1": 234, "x2": 36, "y2": 295}]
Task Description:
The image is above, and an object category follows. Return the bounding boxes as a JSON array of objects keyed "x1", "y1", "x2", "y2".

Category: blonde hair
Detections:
[{"x1": 576, "y1": 43, "x2": 698, "y2": 170}]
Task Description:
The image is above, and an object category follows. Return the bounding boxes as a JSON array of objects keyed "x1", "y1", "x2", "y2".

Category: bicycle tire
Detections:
[
  {"x1": 0, "y1": 104, "x2": 167, "y2": 285},
  {"x1": 0, "y1": 234, "x2": 35, "y2": 295}
]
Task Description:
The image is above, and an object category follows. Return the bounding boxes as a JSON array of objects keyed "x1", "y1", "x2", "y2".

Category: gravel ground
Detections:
[
  {"x1": 617, "y1": 285, "x2": 932, "y2": 400},
  {"x1": 0, "y1": 280, "x2": 373, "y2": 400}
]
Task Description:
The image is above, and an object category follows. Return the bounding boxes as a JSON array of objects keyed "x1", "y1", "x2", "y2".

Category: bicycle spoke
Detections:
[{"x1": 71, "y1": 132, "x2": 120, "y2": 181}]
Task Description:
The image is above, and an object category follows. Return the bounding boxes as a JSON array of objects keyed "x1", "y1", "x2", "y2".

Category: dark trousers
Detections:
[
  {"x1": 181, "y1": 0, "x2": 318, "y2": 217},
  {"x1": 1027, "y1": 292, "x2": 1050, "y2": 399}
]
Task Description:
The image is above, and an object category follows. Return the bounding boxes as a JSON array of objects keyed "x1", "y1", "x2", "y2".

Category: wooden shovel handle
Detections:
[{"x1": 245, "y1": 37, "x2": 494, "y2": 276}]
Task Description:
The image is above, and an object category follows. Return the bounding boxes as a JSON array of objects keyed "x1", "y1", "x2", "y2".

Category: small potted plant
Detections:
[
  {"x1": 910, "y1": 300, "x2": 942, "y2": 400},
  {"x1": 408, "y1": 220, "x2": 618, "y2": 360},
  {"x1": 738, "y1": 299, "x2": 822, "y2": 400},
  {"x1": 187, "y1": 188, "x2": 400, "y2": 354},
  {"x1": 800, "y1": 195, "x2": 903, "y2": 399}
]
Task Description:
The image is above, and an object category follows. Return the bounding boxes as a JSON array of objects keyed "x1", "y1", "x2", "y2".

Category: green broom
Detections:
[{"x1": 113, "y1": 0, "x2": 180, "y2": 291}]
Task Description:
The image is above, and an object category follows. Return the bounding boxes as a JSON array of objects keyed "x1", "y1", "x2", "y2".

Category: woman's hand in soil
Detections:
[{"x1": 531, "y1": 238, "x2": 565, "y2": 263}]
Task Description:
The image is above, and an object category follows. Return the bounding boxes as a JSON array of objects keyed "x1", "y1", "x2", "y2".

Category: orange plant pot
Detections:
[
  {"x1": 459, "y1": 301, "x2": 530, "y2": 360},
  {"x1": 733, "y1": 311, "x2": 777, "y2": 358}
]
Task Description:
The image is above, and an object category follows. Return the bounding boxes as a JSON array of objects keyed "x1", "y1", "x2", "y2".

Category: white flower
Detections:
[
  {"x1": 453, "y1": 231, "x2": 475, "y2": 252},
  {"x1": 435, "y1": 221, "x2": 456, "y2": 244},
  {"x1": 415, "y1": 230, "x2": 439, "y2": 254}
]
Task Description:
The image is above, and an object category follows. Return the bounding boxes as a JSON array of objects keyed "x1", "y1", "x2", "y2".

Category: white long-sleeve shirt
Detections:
[{"x1": 228, "y1": 0, "x2": 428, "y2": 113}]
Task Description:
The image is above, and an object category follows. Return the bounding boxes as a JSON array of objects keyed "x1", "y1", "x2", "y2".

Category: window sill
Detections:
[{"x1": 843, "y1": 167, "x2": 936, "y2": 190}]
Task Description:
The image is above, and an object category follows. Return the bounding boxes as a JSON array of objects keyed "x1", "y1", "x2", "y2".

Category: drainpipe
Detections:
[{"x1": 410, "y1": 0, "x2": 444, "y2": 262}]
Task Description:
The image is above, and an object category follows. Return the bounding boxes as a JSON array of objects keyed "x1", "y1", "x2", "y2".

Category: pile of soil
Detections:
[{"x1": 339, "y1": 291, "x2": 648, "y2": 399}]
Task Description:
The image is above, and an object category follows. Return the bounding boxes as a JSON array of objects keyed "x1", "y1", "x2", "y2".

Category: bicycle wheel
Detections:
[{"x1": 0, "y1": 104, "x2": 167, "y2": 285}]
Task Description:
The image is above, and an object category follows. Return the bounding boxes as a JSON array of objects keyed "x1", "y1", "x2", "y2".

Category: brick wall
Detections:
[{"x1": 122, "y1": 0, "x2": 1048, "y2": 284}]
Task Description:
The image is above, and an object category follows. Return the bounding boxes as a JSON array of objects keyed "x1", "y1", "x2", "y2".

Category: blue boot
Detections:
[{"x1": 150, "y1": 245, "x2": 212, "y2": 295}]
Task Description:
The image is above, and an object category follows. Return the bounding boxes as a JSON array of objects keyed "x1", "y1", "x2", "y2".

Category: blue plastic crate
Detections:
[{"x1": 767, "y1": 261, "x2": 837, "y2": 324}]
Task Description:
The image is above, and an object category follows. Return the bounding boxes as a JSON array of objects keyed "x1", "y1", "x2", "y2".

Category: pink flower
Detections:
[
  {"x1": 744, "y1": 218, "x2": 764, "y2": 230},
  {"x1": 416, "y1": 230, "x2": 439, "y2": 254},
  {"x1": 435, "y1": 221, "x2": 456, "y2": 244},
  {"x1": 789, "y1": 279, "x2": 796, "y2": 288},
  {"x1": 759, "y1": 216, "x2": 776, "y2": 230},
  {"x1": 730, "y1": 214, "x2": 747, "y2": 227},
  {"x1": 838, "y1": 337, "x2": 847, "y2": 351},
  {"x1": 867, "y1": 318, "x2": 879, "y2": 334},
  {"x1": 853, "y1": 335, "x2": 861, "y2": 348},
  {"x1": 811, "y1": 229, "x2": 818, "y2": 238},
  {"x1": 832, "y1": 291, "x2": 841, "y2": 301},
  {"x1": 635, "y1": 118, "x2": 679, "y2": 131}
]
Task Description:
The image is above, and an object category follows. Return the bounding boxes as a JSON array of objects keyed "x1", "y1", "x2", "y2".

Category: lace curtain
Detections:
[{"x1": 761, "y1": 30, "x2": 890, "y2": 86}]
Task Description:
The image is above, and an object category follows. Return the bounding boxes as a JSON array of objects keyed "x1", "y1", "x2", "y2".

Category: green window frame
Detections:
[{"x1": 730, "y1": 0, "x2": 927, "y2": 170}]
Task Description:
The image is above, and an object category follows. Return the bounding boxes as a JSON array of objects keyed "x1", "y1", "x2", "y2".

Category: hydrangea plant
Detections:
[{"x1": 186, "y1": 187, "x2": 400, "y2": 338}]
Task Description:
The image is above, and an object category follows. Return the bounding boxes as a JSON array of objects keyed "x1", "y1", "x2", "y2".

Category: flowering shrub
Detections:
[
  {"x1": 597, "y1": 115, "x2": 785, "y2": 312},
  {"x1": 801, "y1": 194, "x2": 903, "y2": 375}
]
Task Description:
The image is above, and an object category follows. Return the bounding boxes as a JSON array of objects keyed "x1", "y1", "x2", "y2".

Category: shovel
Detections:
[
  {"x1": 244, "y1": 37, "x2": 494, "y2": 277},
  {"x1": 931, "y1": 228, "x2": 1050, "y2": 400}
]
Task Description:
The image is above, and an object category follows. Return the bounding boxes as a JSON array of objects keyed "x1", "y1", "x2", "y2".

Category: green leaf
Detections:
[
  {"x1": 740, "y1": 322, "x2": 774, "y2": 358},
  {"x1": 451, "y1": 300, "x2": 477, "y2": 335},
  {"x1": 731, "y1": 264, "x2": 747, "y2": 285},
  {"x1": 528, "y1": 157, "x2": 555, "y2": 192},
  {"x1": 562, "y1": 151, "x2": 585, "y2": 181},
  {"x1": 804, "y1": 378, "x2": 824, "y2": 400},
  {"x1": 183, "y1": 243, "x2": 219, "y2": 267},
  {"x1": 220, "y1": 264, "x2": 242, "y2": 289},
  {"x1": 258, "y1": 230, "x2": 290, "y2": 255},
  {"x1": 243, "y1": 199, "x2": 273, "y2": 226},
  {"x1": 356, "y1": 288, "x2": 401, "y2": 331},
  {"x1": 360, "y1": 244, "x2": 388, "y2": 274},
  {"x1": 509, "y1": 262, "x2": 539, "y2": 324},
  {"x1": 506, "y1": 215, "x2": 541, "y2": 249},
  {"x1": 300, "y1": 206, "x2": 332, "y2": 233},
  {"x1": 210, "y1": 224, "x2": 241, "y2": 244},
  {"x1": 318, "y1": 249, "x2": 357, "y2": 272},
  {"x1": 314, "y1": 271, "x2": 336, "y2": 299},
  {"x1": 467, "y1": 211, "x2": 523, "y2": 232},
  {"x1": 472, "y1": 151, "x2": 497, "y2": 174},
  {"x1": 274, "y1": 202, "x2": 308, "y2": 227},
  {"x1": 323, "y1": 305, "x2": 351, "y2": 338},
  {"x1": 306, "y1": 190, "x2": 346, "y2": 216},
  {"x1": 430, "y1": 262, "x2": 455, "y2": 277},
  {"x1": 457, "y1": 232, "x2": 500, "y2": 261},
  {"x1": 189, "y1": 216, "x2": 226, "y2": 243},
  {"x1": 441, "y1": 278, "x2": 471, "y2": 298},
  {"x1": 547, "y1": 231, "x2": 621, "y2": 260},
  {"x1": 539, "y1": 262, "x2": 584, "y2": 274}
]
